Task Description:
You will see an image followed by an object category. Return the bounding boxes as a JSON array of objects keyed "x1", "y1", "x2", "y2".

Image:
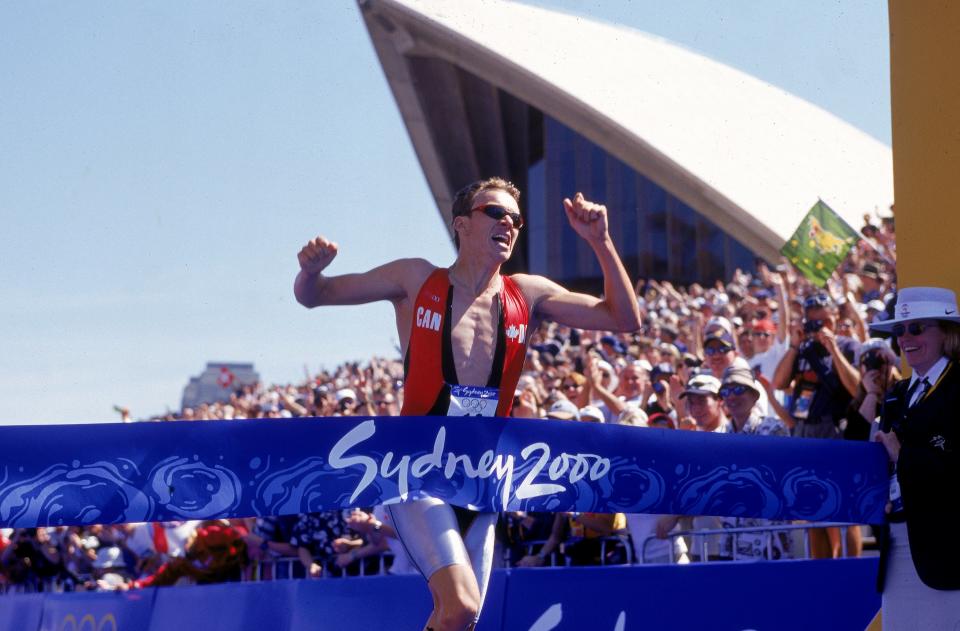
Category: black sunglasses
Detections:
[
  {"x1": 719, "y1": 384, "x2": 751, "y2": 398},
  {"x1": 704, "y1": 345, "x2": 731, "y2": 356},
  {"x1": 891, "y1": 321, "x2": 932, "y2": 338},
  {"x1": 470, "y1": 204, "x2": 524, "y2": 229},
  {"x1": 750, "y1": 331, "x2": 772, "y2": 338}
]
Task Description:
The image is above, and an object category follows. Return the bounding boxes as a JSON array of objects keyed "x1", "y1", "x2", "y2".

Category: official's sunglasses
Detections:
[{"x1": 891, "y1": 321, "x2": 931, "y2": 338}]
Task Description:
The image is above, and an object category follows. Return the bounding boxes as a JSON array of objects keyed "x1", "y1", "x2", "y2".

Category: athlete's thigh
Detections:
[{"x1": 387, "y1": 497, "x2": 472, "y2": 580}]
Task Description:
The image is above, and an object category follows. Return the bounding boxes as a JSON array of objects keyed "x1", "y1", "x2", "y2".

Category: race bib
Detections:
[{"x1": 447, "y1": 385, "x2": 499, "y2": 417}]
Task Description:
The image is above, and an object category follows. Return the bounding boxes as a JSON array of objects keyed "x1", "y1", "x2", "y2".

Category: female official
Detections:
[{"x1": 870, "y1": 287, "x2": 960, "y2": 628}]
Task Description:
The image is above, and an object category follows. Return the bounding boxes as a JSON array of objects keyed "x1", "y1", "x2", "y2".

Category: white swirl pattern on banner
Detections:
[
  {"x1": 149, "y1": 456, "x2": 242, "y2": 519},
  {"x1": 0, "y1": 460, "x2": 152, "y2": 526}
]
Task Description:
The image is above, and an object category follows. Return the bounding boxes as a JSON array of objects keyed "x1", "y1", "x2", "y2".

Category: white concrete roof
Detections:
[{"x1": 364, "y1": 0, "x2": 893, "y2": 259}]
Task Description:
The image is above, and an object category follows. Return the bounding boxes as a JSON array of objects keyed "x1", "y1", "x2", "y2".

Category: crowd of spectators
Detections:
[{"x1": 1, "y1": 213, "x2": 898, "y2": 593}]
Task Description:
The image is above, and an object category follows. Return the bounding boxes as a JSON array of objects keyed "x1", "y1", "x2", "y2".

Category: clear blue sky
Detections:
[{"x1": 0, "y1": 1, "x2": 890, "y2": 424}]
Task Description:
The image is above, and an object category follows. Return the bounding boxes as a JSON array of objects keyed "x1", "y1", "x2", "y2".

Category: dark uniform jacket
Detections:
[{"x1": 884, "y1": 360, "x2": 960, "y2": 590}]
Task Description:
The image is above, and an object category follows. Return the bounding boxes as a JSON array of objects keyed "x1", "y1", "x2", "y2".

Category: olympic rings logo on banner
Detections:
[{"x1": 59, "y1": 613, "x2": 118, "y2": 631}]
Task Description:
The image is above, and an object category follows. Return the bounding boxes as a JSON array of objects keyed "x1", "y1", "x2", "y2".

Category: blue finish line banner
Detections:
[{"x1": 0, "y1": 416, "x2": 888, "y2": 528}]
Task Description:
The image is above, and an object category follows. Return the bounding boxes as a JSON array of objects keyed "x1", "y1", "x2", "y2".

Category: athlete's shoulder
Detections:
[
  {"x1": 367, "y1": 258, "x2": 438, "y2": 305},
  {"x1": 506, "y1": 272, "x2": 561, "y2": 291},
  {"x1": 389, "y1": 257, "x2": 437, "y2": 273},
  {"x1": 386, "y1": 257, "x2": 438, "y2": 283},
  {"x1": 508, "y1": 273, "x2": 566, "y2": 303}
]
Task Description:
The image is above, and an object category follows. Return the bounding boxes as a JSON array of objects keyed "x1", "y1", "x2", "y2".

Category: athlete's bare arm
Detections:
[
  {"x1": 514, "y1": 193, "x2": 641, "y2": 333},
  {"x1": 294, "y1": 235, "x2": 433, "y2": 308}
]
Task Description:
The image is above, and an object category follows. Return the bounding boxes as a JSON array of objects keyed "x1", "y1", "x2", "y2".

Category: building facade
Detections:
[
  {"x1": 360, "y1": 0, "x2": 893, "y2": 288},
  {"x1": 181, "y1": 362, "x2": 259, "y2": 409}
]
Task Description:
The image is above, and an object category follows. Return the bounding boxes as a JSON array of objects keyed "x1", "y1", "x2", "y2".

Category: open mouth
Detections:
[{"x1": 492, "y1": 233, "x2": 511, "y2": 247}]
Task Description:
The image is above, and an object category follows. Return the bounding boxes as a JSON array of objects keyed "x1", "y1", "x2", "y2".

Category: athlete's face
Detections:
[{"x1": 460, "y1": 189, "x2": 522, "y2": 261}]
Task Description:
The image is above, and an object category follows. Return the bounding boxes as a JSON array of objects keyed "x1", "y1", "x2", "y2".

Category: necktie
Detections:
[{"x1": 910, "y1": 377, "x2": 931, "y2": 407}]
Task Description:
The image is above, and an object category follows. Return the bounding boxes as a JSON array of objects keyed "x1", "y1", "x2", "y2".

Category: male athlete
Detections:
[{"x1": 294, "y1": 177, "x2": 640, "y2": 631}]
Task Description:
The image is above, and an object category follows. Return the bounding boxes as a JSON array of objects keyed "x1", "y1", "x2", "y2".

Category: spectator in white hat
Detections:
[
  {"x1": 578, "y1": 405, "x2": 605, "y2": 423},
  {"x1": 545, "y1": 399, "x2": 579, "y2": 421},
  {"x1": 335, "y1": 388, "x2": 357, "y2": 416}
]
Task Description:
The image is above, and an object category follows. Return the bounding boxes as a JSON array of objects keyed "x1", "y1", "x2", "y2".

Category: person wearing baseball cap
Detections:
[
  {"x1": 545, "y1": 398, "x2": 580, "y2": 421},
  {"x1": 869, "y1": 287, "x2": 960, "y2": 625},
  {"x1": 578, "y1": 405, "x2": 606, "y2": 423},
  {"x1": 659, "y1": 374, "x2": 730, "y2": 559},
  {"x1": 703, "y1": 317, "x2": 772, "y2": 420},
  {"x1": 678, "y1": 374, "x2": 729, "y2": 433},
  {"x1": 748, "y1": 318, "x2": 786, "y2": 383},
  {"x1": 702, "y1": 317, "x2": 738, "y2": 378},
  {"x1": 858, "y1": 262, "x2": 887, "y2": 303}
]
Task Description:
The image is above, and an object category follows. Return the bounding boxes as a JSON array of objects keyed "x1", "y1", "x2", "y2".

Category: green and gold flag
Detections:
[{"x1": 780, "y1": 200, "x2": 860, "y2": 287}]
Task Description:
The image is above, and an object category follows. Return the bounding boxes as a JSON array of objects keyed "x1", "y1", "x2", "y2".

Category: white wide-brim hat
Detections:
[{"x1": 869, "y1": 287, "x2": 960, "y2": 332}]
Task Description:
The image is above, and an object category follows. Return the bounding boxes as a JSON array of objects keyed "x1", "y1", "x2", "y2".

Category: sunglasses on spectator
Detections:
[
  {"x1": 891, "y1": 321, "x2": 932, "y2": 337},
  {"x1": 470, "y1": 204, "x2": 524, "y2": 229},
  {"x1": 704, "y1": 345, "x2": 732, "y2": 356},
  {"x1": 562, "y1": 382, "x2": 580, "y2": 390},
  {"x1": 750, "y1": 331, "x2": 771, "y2": 338},
  {"x1": 719, "y1": 384, "x2": 751, "y2": 398},
  {"x1": 803, "y1": 294, "x2": 832, "y2": 309}
]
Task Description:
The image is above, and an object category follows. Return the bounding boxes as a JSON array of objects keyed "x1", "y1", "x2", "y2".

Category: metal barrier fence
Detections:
[
  {"x1": 244, "y1": 552, "x2": 397, "y2": 581},
  {"x1": 0, "y1": 522, "x2": 872, "y2": 593},
  {"x1": 641, "y1": 522, "x2": 869, "y2": 564}
]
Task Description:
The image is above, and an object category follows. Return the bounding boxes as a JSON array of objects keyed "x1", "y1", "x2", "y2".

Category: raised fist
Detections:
[
  {"x1": 563, "y1": 192, "x2": 609, "y2": 243},
  {"x1": 298, "y1": 236, "x2": 338, "y2": 275}
]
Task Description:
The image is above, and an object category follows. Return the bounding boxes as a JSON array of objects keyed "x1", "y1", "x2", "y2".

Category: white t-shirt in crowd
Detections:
[
  {"x1": 749, "y1": 336, "x2": 788, "y2": 413},
  {"x1": 749, "y1": 336, "x2": 789, "y2": 382}
]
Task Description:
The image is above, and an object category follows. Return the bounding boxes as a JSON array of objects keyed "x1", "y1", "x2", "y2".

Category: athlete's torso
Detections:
[{"x1": 400, "y1": 268, "x2": 530, "y2": 417}]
